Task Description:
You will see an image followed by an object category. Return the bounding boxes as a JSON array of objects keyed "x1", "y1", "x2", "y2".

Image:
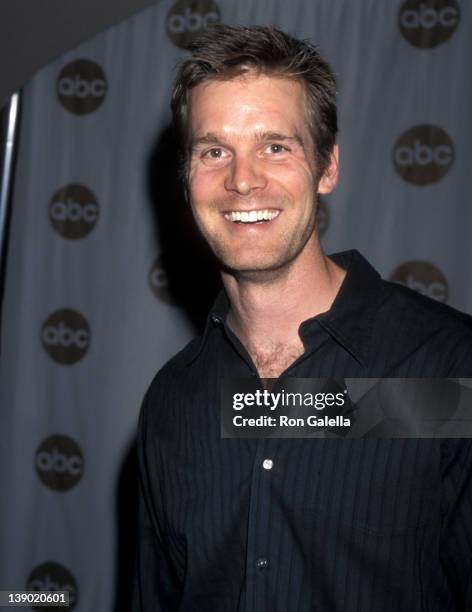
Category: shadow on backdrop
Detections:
[
  {"x1": 113, "y1": 123, "x2": 221, "y2": 611},
  {"x1": 147, "y1": 122, "x2": 221, "y2": 331},
  {"x1": 114, "y1": 442, "x2": 138, "y2": 612}
]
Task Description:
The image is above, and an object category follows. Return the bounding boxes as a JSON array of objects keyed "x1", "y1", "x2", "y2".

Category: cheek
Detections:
[
  {"x1": 267, "y1": 165, "x2": 315, "y2": 200},
  {"x1": 189, "y1": 170, "x2": 218, "y2": 207}
]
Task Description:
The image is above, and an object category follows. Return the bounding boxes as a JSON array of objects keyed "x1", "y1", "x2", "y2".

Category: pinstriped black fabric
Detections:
[{"x1": 133, "y1": 250, "x2": 472, "y2": 611}]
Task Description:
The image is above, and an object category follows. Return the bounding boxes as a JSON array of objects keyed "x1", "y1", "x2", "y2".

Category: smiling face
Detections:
[{"x1": 187, "y1": 72, "x2": 338, "y2": 279}]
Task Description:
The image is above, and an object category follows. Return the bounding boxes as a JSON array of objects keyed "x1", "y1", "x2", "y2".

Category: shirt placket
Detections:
[
  {"x1": 242, "y1": 433, "x2": 280, "y2": 611},
  {"x1": 220, "y1": 321, "x2": 330, "y2": 611}
]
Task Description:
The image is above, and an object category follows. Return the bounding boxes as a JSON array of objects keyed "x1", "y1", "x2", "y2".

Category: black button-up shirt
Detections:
[{"x1": 134, "y1": 250, "x2": 472, "y2": 611}]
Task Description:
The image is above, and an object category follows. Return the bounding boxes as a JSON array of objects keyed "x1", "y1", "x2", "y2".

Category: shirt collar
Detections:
[
  {"x1": 305, "y1": 250, "x2": 382, "y2": 366},
  {"x1": 185, "y1": 250, "x2": 383, "y2": 367}
]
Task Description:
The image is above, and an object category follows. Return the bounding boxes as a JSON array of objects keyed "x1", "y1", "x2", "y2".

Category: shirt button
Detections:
[
  {"x1": 262, "y1": 459, "x2": 273, "y2": 470},
  {"x1": 210, "y1": 315, "x2": 220, "y2": 325},
  {"x1": 256, "y1": 557, "x2": 269, "y2": 570}
]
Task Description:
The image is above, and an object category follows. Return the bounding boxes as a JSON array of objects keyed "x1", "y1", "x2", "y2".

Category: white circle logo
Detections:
[
  {"x1": 35, "y1": 434, "x2": 84, "y2": 491},
  {"x1": 56, "y1": 59, "x2": 107, "y2": 115},
  {"x1": 49, "y1": 184, "x2": 99, "y2": 239},
  {"x1": 166, "y1": 0, "x2": 221, "y2": 48},
  {"x1": 149, "y1": 257, "x2": 178, "y2": 305},
  {"x1": 41, "y1": 309, "x2": 91, "y2": 364},
  {"x1": 390, "y1": 260, "x2": 448, "y2": 302},
  {"x1": 27, "y1": 562, "x2": 78, "y2": 610},
  {"x1": 393, "y1": 124, "x2": 454, "y2": 185},
  {"x1": 399, "y1": 0, "x2": 460, "y2": 48}
]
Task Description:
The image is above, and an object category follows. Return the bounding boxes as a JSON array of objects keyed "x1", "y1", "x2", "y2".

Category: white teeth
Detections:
[{"x1": 224, "y1": 209, "x2": 280, "y2": 223}]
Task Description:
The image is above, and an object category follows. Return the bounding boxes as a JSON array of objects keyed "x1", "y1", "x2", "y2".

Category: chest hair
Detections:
[{"x1": 249, "y1": 341, "x2": 305, "y2": 380}]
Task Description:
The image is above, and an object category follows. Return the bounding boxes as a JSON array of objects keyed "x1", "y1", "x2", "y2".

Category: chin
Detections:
[
  {"x1": 218, "y1": 253, "x2": 296, "y2": 282},
  {"x1": 215, "y1": 249, "x2": 275, "y2": 272}
]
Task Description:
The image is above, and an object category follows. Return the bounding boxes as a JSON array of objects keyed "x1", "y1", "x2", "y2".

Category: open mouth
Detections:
[{"x1": 223, "y1": 209, "x2": 280, "y2": 224}]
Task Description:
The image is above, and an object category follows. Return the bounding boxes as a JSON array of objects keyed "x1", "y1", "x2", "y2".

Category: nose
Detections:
[{"x1": 224, "y1": 154, "x2": 267, "y2": 195}]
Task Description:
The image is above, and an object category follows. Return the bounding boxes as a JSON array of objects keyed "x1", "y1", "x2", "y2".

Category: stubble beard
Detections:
[{"x1": 194, "y1": 193, "x2": 319, "y2": 284}]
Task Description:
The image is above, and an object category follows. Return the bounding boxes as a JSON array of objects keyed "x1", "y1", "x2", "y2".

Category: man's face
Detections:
[{"x1": 187, "y1": 72, "x2": 337, "y2": 278}]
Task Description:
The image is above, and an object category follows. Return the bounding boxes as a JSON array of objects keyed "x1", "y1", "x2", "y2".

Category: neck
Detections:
[{"x1": 222, "y1": 235, "x2": 346, "y2": 351}]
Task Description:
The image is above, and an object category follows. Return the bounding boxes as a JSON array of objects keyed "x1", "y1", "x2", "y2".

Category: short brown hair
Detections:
[{"x1": 171, "y1": 24, "x2": 338, "y2": 179}]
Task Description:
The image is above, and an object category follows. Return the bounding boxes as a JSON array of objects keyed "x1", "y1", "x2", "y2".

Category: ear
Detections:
[{"x1": 317, "y1": 144, "x2": 339, "y2": 195}]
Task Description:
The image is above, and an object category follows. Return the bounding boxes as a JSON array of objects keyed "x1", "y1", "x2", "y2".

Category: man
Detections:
[{"x1": 134, "y1": 25, "x2": 472, "y2": 611}]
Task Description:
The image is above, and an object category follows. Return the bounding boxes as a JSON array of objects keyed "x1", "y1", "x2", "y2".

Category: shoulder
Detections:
[
  {"x1": 374, "y1": 280, "x2": 472, "y2": 375},
  {"x1": 380, "y1": 279, "x2": 472, "y2": 334},
  {"x1": 151, "y1": 335, "x2": 203, "y2": 389},
  {"x1": 139, "y1": 335, "x2": 203, "y2": 425}
]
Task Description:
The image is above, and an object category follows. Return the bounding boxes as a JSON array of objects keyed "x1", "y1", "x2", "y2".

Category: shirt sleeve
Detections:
[
  {"x1": 440, "y1": 439, "x2": 472, "y2": 611},
  {"x1": 132, "y1": 390, "x2": 182, "y2": 611}
]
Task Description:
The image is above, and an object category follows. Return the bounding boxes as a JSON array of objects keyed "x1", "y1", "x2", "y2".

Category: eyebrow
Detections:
[{"x1": 191, "y1": 130, "x2": 306, "y2": 150}]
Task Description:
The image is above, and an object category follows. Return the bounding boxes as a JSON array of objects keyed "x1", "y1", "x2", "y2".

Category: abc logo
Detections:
[
  {"x1": 316, "y1": 197, "x2": 330, "y2": 239},
  {"x1": 390, "y1": 260, "x2": 448, "y2": 302},
  {"x1": 393, "y1": 124, "x2": 454, "y2": 185},
  {"x1": 35, "y1": 435, "x2": 84, "y2": 491},
  {"x1": 41, "y1": 309, "x2": 91, "y2": 364},
  {"x1": 399, "y1": 0, "x2": 460, "y2": 48},
  {"x1": 27, "y1": 562, "x2": 78, "y2": 610},
  {"x1": 49, "y1": 184, "x2": 99, "y2": 239},
  {"x1": 56, "y1": 59, "x2": 107, "y2": 115},
  {"x1": 149, "y1": 257, "x2": 177, "y2": 305},
  {"x1": 167, "y1": 0, "x2": 221, "y2": 49}
]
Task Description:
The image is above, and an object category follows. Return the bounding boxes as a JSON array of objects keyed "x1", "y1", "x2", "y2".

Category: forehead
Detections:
[{"x1": 188, "y1": 73, "x2": 310, "y2": 139}]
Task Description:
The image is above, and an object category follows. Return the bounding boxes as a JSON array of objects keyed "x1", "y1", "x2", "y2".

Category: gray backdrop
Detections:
[
  {"x1": 0, "y1": 1, "x2": 470, "y2": 610},
  {"x1": 0, "y1": 0, "x2": 159, "y2": 108}
]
